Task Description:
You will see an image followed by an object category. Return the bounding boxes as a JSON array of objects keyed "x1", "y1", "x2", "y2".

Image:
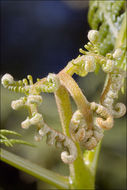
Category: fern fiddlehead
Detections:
[
  {"x1": 100, "y1": 46, "x2": 126, "y2": 118},
  {"x1": 1, "y1": 73, "x2": 34, "y2": 94},
  {"x1": 1, "y1": 73, "x2": 77, "y2": 164},
  {"x1": 39, "y1": 73, "x2": 60, "y2": 93},
  {"x1": 38, "y1": 124, "x2": 77, "y2": 164},
  {"x1": 1, "y1": 0, "x2": 126, "y2": 166},
  {"x1": 69, "y1": 109, "x2": 104, "y2": 150}
]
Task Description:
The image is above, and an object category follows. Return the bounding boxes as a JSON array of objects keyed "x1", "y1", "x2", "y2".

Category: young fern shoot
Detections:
[
  {"x1": 1, "y1": 1, "x2": 126, "y2": 188},
  {"x1": 1, "y1": 28, "x2": 126, "y2": 164}
]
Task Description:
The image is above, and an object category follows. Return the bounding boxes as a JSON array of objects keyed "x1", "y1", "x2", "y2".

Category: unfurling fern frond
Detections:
[
  {"x1": 70, "y1": 110, "x2": 104, "y2": 150},
  {"x1": 1, "y1": 72, "x2": 77, "y2": 164},
  {"x1": 88, "y1": 0, "x2": 125, "y2": 55},
  {"x1": 38, "y1": 124, "x2": 77, "y2": 164},
  {"x1": 39, "y1": 73, "x2": 60, "y2": 93},
  {"x1": 1, "y1": 73, "x2": 33, "y2": 94}
]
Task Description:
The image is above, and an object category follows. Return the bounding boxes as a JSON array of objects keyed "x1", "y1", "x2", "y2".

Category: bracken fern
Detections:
[{"x1": 1, "y1": 1, "x2": 126, "y2": 189}]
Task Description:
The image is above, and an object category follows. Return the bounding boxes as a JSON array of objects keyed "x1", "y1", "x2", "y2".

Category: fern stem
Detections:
[
  {"x1": 55, "y1": 85, "x2": 72, "y2": 136},
  {"x1": 54, "y1": 81, "x2": 94, "y2": 189},
  {"x1": 58, "y1": 71, "x2": 94, "y2": 130},
  {"x1": 84, "y1": 142, "x2": 101, "y2": 176},
  {"x1": 100, "y1": 74, "x2": 112, "y2": 105},
  {"x1": 0, "y1": 148, "x2": 69, "y2": 189}
]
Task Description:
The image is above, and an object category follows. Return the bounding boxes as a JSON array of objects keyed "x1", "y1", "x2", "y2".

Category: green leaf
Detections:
[
  {"x1": 0, "y1": 129, "x2": 21, "y2": 136},
  {"x1": 0, "y1": 129, "x2": 35, "y2": 147}
]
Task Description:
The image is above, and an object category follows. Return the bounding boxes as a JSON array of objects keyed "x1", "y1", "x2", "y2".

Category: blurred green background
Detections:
[{"x1": 0, "y1": 1, "x2": 126, "y2": 190}]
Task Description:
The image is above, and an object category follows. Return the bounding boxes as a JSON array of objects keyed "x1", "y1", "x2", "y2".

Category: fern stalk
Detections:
[{"x1": 55, "y1": 76, "x2": 94, "y2": 189}]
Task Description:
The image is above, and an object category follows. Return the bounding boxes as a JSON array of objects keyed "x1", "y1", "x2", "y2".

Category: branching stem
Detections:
[{"x1": 58, "y1": 71, "x2": 94, "y2": 130}]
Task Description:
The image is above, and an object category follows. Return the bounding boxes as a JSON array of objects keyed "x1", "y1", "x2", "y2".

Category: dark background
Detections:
[
  {"x1": 0, "y1": 1, "x2": 126, "y2": 190},
  {"x1": 1, "y1": 1, "x2": 89, "y2": 79}
]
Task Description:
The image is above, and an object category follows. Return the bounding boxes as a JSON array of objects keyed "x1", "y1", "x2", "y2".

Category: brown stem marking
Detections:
[
  {"x1": 58, "y1": 71, "x2": 94, "y2": 130},
  {"x1": 100, "y1": 74, "x2": 112, "y2": 105}
]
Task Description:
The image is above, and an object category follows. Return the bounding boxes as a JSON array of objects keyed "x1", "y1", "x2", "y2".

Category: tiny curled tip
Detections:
[
  {"x1": 61, "y1": 151, "x2": 76, "y2": 164},
  {"x1": 84, "y1": 137, "x2": 97, "y2": 150},
  {"x1": 102, "y1": 59, "x2": 114, "y2": 73},
  {"x1": 87, "y1": 30, "x2": 99, "y2": 43},
  {"x1": 84, "y1": 55, "x2": 96, "y2": 72},
  {"x1": 1, "y1": 73, "x2": 14, "y2": 87},
  {"x1": 27, "y1": 95, "x2": 43, "y2": 105},
  {"x1": 21, "y1": 113, "x2": 43, "y2": 129},
  {"x1": 91, "y1": 102, "x2": 114, "y2": 130},
  {"x1": 47, "y1": 73, "x2": 60, "y2": 90},
  {"x1": 30, "y1": 113, "x2": 43, "y2": 125},
  {"x1": 70, "y1": 110, "x2": 86, "y2": 142},
  {"x1": 11, "y1": 99, "x2": 25, "y2": 110},
  {"x1": 71, "y1": 110, "x2": 83, "y2": 124},
  {"x1": 96, "y1": 116, "x2": 113, "y2": 130},
  {"x1": 73, "y1": 55, "x2": 85, "y2": 65},
  {"x1": 75, "y1": 128, "x2": 86, "y2": 142},
  {"x1": 113, "y1": 103, "x2": 126, "y2": 118},
  {"x1": 21, "y1": 117, "x2": 31, "y2": 129}
]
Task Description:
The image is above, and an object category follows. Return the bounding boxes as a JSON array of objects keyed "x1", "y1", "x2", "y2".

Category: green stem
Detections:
[
  {"x1": 58, "y1": 72, "x2": 93, "y2": 130},
  {"x1": 69, "y1": 143, "x2": 94, "y2": 189},
  {"x1": 55, "y1": 84, "x2": 94, "y2": 189},
  {"x1": 84, "y1": 142, "x2": 101, "y2": 176},
  {"x1": 55, "y1": 85, "x2": 72, "y2": 136},
  {"x1": 0, "y1": 148, "x2": 69, "y2": 189}
]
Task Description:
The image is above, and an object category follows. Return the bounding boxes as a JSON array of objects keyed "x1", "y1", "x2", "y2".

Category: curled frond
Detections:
[
  {"x1": 1, "y1": 73, "x2": 14, "y2": 87},
  {"x1": 112, "y1": 103, "x2": 126, "y2": 118},
  {"x1": 72, "y1": 56, "x2": 88, "y2": 77},
  {"x1": 11, "y1": 95, "x2": 42, "y2": 111},
  {"x1": 72, "y1": 55, "x2": 96, "y2": 77},
  {"x1": 1, "y1": 73, "x2": 32, "y2": 94},
  {"x1": 70, "y1": 110, "x2": 103, "y2": 150},
  {"x1": 27, "y1": 75, "x2": 33, "y2": 85},
  {"x1": 91, "y1": 102, "x2": 113, "y2": 130},
  {"x1": 84, "y1": 41, "x2": 99, "y2": 54},
  {"x1": 38, "y1": 124, "x2": 77, "y2": 164},
  {"x1": 70, "y1": 110, "x2": 86, "y2": 142},
  {"x1": 27, "y1": 95, "x2": 42, "y2": 105},
  {"x1": 101, "y1": 68, "x2": 126, "y2": 118},
  {"x1": 21, "y1": 113, "x2": 43, "y2": 129},
  {"x1": 84, "y1": 55, "x2": 96, "y2": 72},
  {"x1": 11, "y1": 97, "x2": 26, "y2": 110},
  {"x1": 87, "y1": 30, "x2": 99, "y2": 44},
  {"x1": 102, "y1": 59, "x2": 115, "y2": 73},
  {"x1": 39, "y1": 73, "x2": 60, "y2": 93}
]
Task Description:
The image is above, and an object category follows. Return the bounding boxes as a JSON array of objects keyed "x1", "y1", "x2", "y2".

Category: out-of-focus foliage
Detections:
[
  {"x1": 88, "y1": 0, "x2": 125, "y2": 55},
  {"x1": 0, "y1": 129, "x2": 34, "y2": 147}
]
